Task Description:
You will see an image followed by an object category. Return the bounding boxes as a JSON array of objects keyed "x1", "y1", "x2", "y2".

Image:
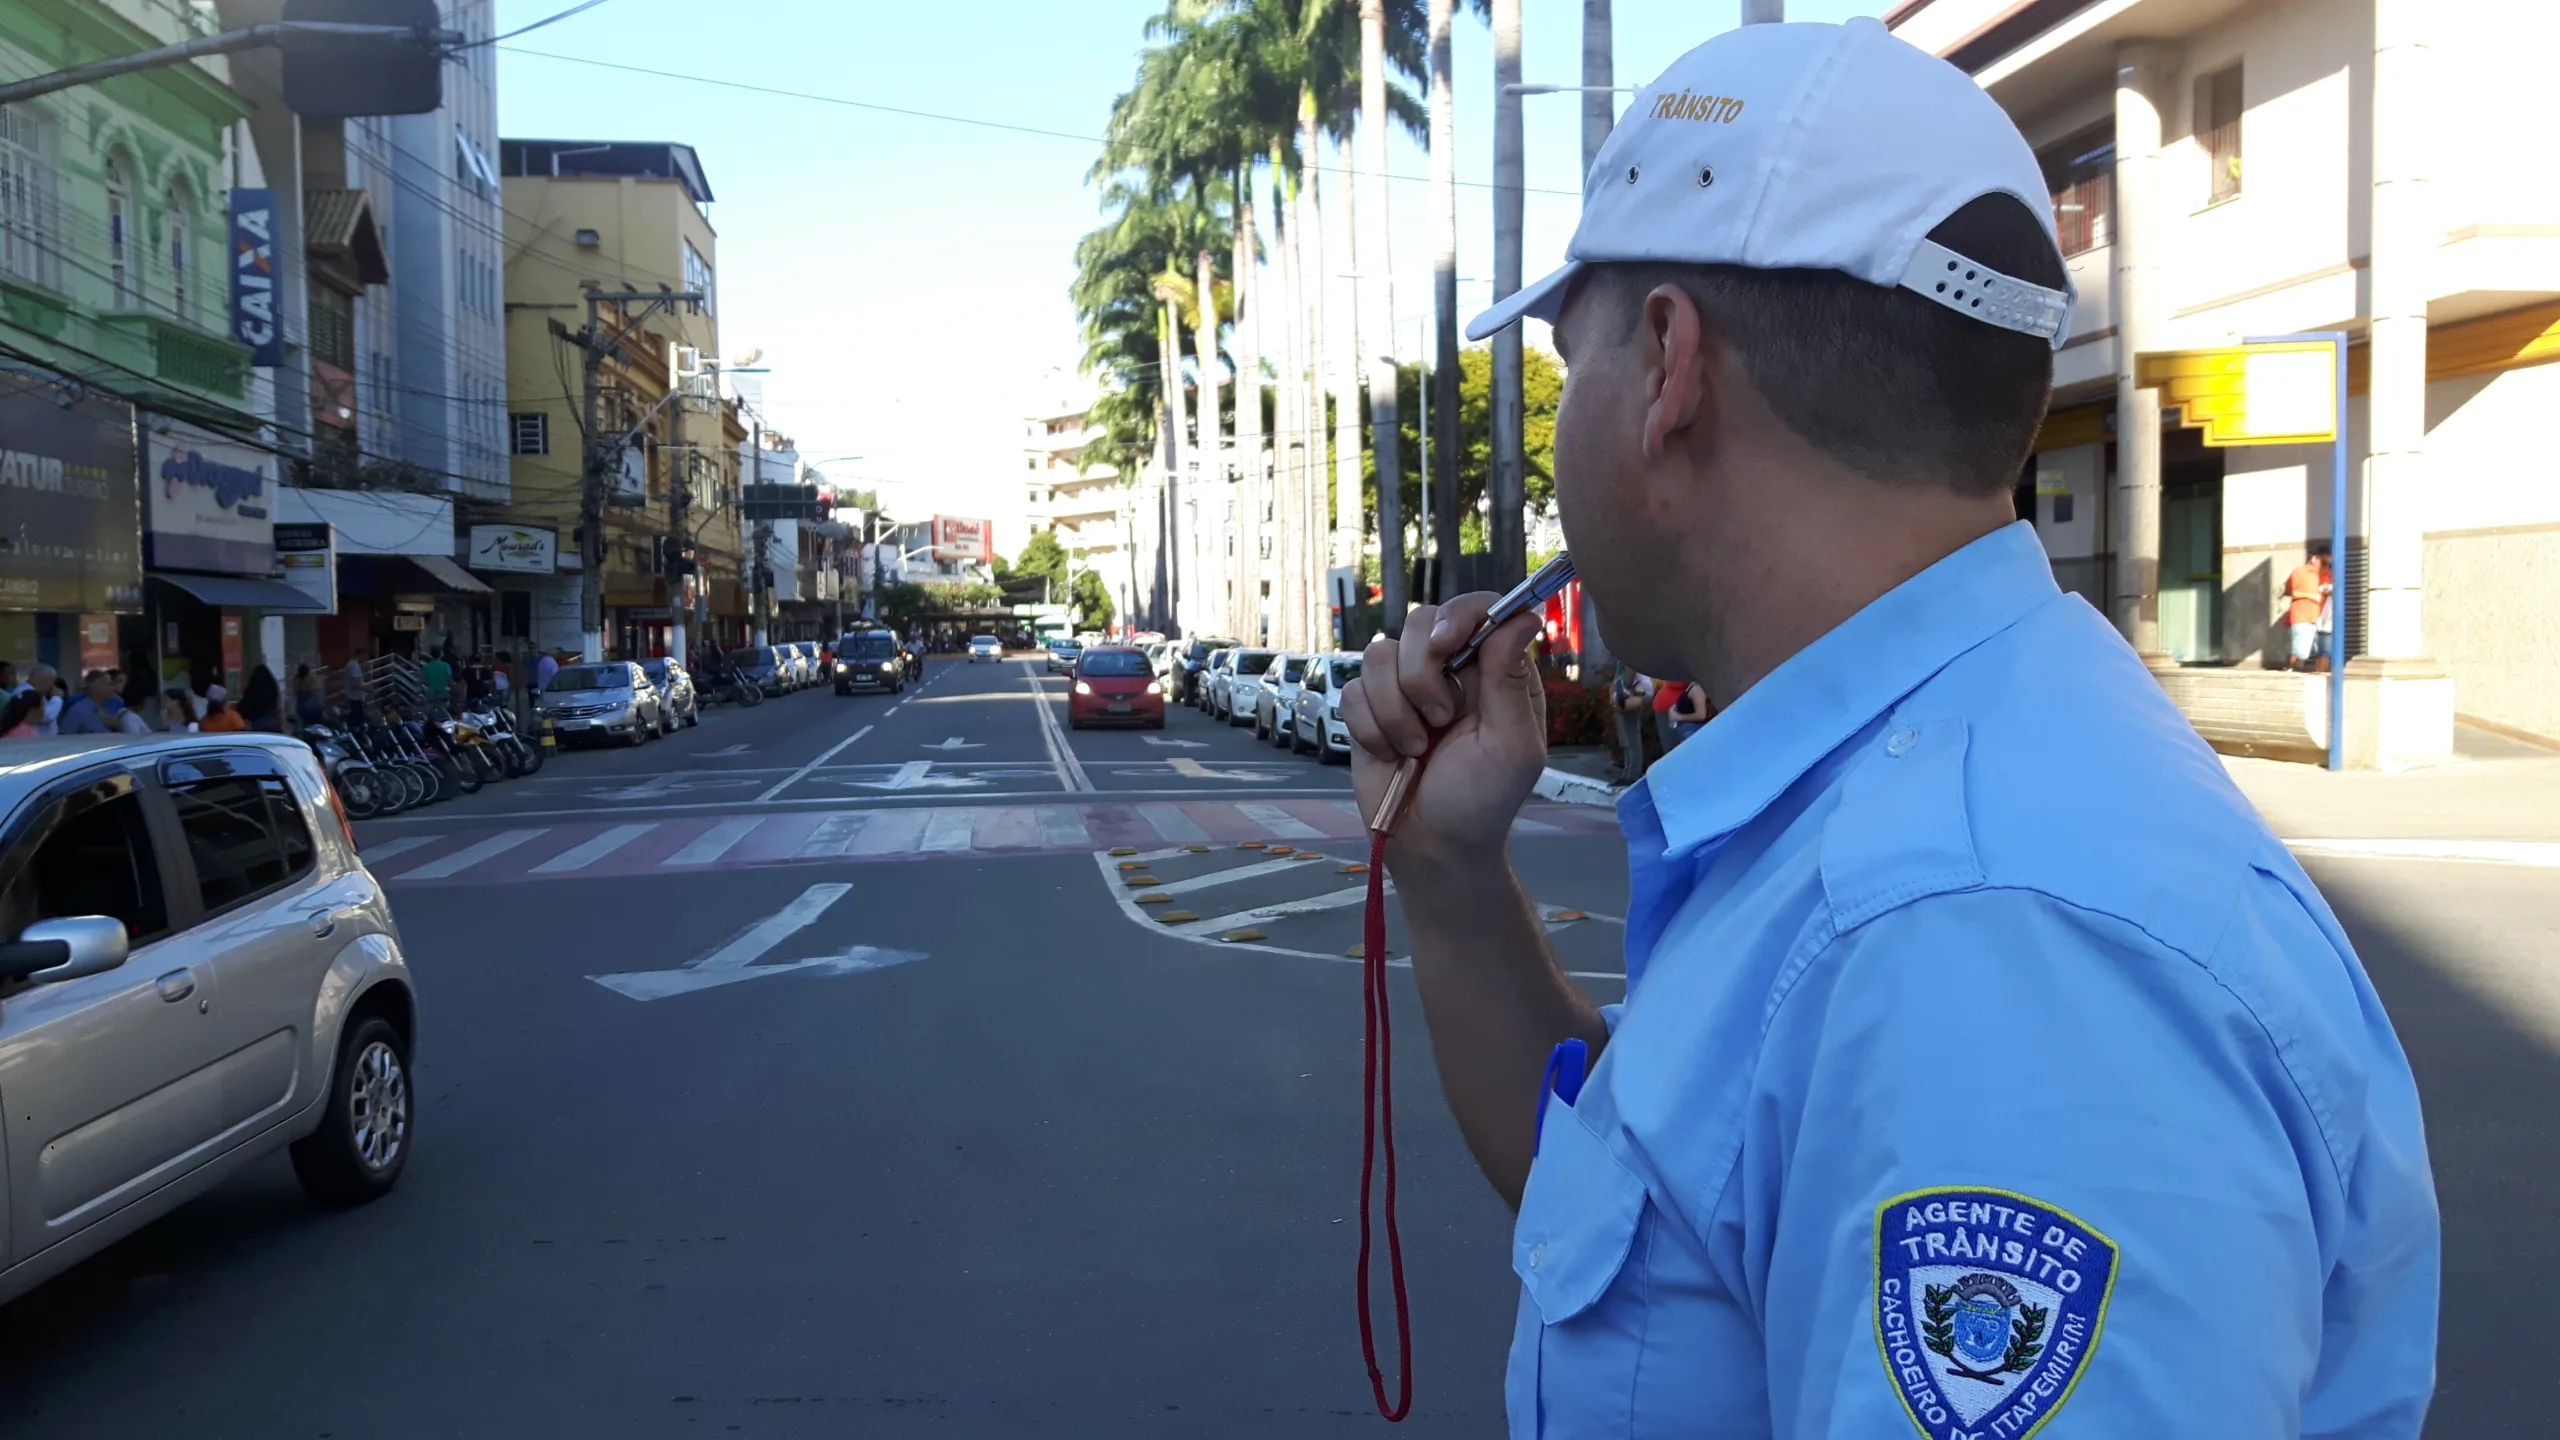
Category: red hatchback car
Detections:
[{"x1": 1067, "y1": 646, "x2": 1166, "y2": 729}]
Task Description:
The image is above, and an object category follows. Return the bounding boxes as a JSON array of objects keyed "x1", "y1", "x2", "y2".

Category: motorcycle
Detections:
[
  {"x1": 303, "y1": 723, "x2": 389, "y2": 819},
  {"x1": 465, "y1": 701, "x2": 542, "y2": 777}
]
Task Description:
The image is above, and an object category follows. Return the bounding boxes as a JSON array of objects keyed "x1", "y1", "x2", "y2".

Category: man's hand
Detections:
[{"x1": 1343, "y1": 595, "x2": 1547, "y2": 865}]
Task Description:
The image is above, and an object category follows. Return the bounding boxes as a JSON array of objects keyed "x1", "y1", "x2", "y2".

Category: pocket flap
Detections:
[{"x1": 1512, "y1": 1096, "x2": 1649, "y2": 1325}]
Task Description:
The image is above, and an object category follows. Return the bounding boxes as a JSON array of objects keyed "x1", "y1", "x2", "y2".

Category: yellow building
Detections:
[{"x1": 492, "y1": 139, "x2": 750, "y2": 661}]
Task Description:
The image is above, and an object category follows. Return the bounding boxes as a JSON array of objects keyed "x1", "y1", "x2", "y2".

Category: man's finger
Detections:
[
  {"x1": 1354, "y1": 633, "x2": 1427, "y2": 759},
  {"x1": 1404, "y1": 591, "x2": 1495, "y2": 730}
]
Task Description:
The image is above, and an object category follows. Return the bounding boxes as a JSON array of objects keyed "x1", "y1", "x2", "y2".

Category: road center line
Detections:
[
  {"x1": 1027, "y1": 671, "x2": 1094, "y2": 792},
  {"x1": 755, "y1": 724, "x2": 874, "y2": 803}
]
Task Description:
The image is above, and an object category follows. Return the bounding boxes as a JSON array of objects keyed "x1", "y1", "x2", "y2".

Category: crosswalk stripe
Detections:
[
  {"x1": 972, "y1": 806, "x2": 1043, "y2": 850},
  {"x1": 664, "y1": 816, "x2": 763, "y2": 866},
  {"x1": 920, "y1": 808, "x2": 975, "y2": 852},
  {"x1": 1173, "y1": 883, "x2": 1378, "y2": 935},
  {"x1": 1512, "y1": 815, "x2": 1559, "y2": 833},
  {"x1": 1036, "y1": 806, "x2": 1091, "y2": 848},
  {"x1": 360, "y1": 835, "x2": 437, "y2": 863},
  {"x1": 1237, "y1": 802, "x2": 1323, "y2": 840},
  {"x1": 852, "y1": 808, "x2": 930, "y2": 854},
  {"x1": 532, "y1": 824, "x2": 658, "y2": 874},
  {"x1": 400, "y1": 828, "x2": 548, "y2": 880},
  {"x1": 1139, "y1": 803, "x2": 1209, "y2": 843},
  {"x1": 796, "y1": 813, "x2": 869, "y2": 858}
]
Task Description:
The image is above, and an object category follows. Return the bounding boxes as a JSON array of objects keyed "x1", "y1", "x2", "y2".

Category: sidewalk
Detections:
[{"x1": 1539, "y1": 727, "x2": 2560, "y2": 852}]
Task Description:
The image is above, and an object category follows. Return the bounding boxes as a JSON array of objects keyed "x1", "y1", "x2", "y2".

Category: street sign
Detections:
[
  {"x1": 2135, "y1": 342, "x2": 2340, "y2": 446},
  {"x1": 932, "y1": 515, "x2": 992, "y2": 562},
  {"x1": 280, "y1": 0, "x2": 445, "y2": 118}
]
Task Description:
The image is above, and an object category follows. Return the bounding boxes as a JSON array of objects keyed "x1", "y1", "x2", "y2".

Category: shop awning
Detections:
[
  {"x1": 150, "y1": 571, "x2": 332, "y2": 613},
  {"x1": 407, "y1": 554, "x2": 494, "y2": 594}
]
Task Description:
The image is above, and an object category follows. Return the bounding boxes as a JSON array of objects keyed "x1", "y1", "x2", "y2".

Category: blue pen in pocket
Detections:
[{"x1": 1533, "y1": 1037, "x2": 1590, "y2": 1156}]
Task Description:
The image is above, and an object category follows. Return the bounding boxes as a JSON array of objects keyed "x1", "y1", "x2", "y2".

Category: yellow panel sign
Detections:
[{"x1": 2135, "y1": 342, "x2": 2340, "y2": 446}]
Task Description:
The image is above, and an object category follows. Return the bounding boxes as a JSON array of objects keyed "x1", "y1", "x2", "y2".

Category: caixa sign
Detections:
[{"x1": 230, "y1": 189, "x2": 282, "y2": 367}]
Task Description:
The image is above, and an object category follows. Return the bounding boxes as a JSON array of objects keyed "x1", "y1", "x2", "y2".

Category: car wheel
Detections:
[{"x1": 290, "y1": 1012, "x2": 412, "y2": 1206}]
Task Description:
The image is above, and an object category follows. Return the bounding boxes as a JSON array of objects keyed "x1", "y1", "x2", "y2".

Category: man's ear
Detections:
[{"x1": 1641, "y1": 284, "x2": 1714, "y2": 462}]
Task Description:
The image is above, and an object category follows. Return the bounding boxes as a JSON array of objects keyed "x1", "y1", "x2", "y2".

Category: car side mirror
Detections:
[{"x1": 0, "y1": 916, "x2": 131, "y2": 984}]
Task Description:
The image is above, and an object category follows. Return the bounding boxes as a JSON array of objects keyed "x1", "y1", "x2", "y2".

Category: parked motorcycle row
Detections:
[{"x1": 302, "y1": 697, "x2": 547, "y2": 820}]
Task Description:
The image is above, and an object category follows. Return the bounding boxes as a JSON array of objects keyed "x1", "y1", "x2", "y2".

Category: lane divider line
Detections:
[
  {"x1": 755, "y1": 724, "x2": 874, "y2": 803},
  {"x1": 1028, "y1": 668, "x2": 1095, "y2": 792}
]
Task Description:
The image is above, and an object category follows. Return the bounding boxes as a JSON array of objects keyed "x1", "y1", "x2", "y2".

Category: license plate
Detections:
[
  {"x1": 561, "y1": 719, "x2": 590, "y2": 729},
  {"x1": 1107, "y1": 701, "x2": 1131, "y2": 713}
]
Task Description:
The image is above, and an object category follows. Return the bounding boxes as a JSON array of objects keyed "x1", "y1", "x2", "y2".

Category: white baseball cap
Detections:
[{"x1": 1466, "y1": 17, "x2": 2072, "y2": 348}]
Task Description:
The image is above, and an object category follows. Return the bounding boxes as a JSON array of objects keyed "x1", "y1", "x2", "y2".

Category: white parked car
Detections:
[
  {"x1": 0, "y1": 733, "x2": 418, "y2": 1307},
  {"x1": 1289, "y1": 651, "x2": 1363, "y2": 763},
  {"x1": 1218, "y1": 649, "x2": 1279, "y2": 725},
  {"x1": 1252, "y1": 653, "x2": 1310, "y2": 744}
]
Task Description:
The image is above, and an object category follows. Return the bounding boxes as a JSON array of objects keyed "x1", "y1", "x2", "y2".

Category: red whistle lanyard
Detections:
[{"x1": 1357, "y1": 752, "x2": 1424, "y2": 1422}]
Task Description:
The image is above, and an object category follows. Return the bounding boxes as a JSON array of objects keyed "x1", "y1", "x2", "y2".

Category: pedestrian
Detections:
[
  {"x1": 103, "y1": 694, "x2": 151, "y2": 735},
  {"x1": 420, "y1": 647, "x2": 453, "y2": 704},
  {"x1": 160, "y1": 690, "x2": 198, "y2": 733},
  {"x1": 240, "y1": 665, "x2": 285, "y2": 733},
  {"x1": 1661, "y1": 679, "x2": 1714, "y2": 749},
  {"x1": 535, "y1": 649, "x2": 561, "y2": 693},
  {"x1": 0, "y1": 661, "x2": 16, "y2": 697},
  {"x1": 492, "y1": 650, "x2": 514, "y2": 700},
  {"x1": 343, "y1": 645, "x2": 371, "y2": 724},
  {"x1": 295, "y1": 663, "x2": 327, "y2": 727},
  {"x1": 0, "y1": 691, "x2": 40, "y2": 738},
  {"x1": 58, "y1": 670, "x2": 115, "y2": 734},
  {"x1": 1343, "y1": 20, "x2": 2434, "y2": 1437},
  {"x1": 20, "y1": 664, "x2": 62, "y2": 735},
  {"x1": 2283, "y1": 544, "x2": 2330, "y2": 671},
  {"x1": 2314, "y1": 553, "x2": 2336, "y2": 671},
  {"x1": 1608, "y1": 662, "x2": 1652, "y2": 783},
  {"x1": 198, "y1": 691, "x2": 249, "y2": 733}
]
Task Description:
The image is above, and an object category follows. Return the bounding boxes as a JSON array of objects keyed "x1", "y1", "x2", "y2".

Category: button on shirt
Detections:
[{"x1": 1507, "y1": 523, "x2": 2436, "y2": 1439}]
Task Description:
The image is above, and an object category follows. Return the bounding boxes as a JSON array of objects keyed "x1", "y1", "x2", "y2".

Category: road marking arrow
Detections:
[
  {"x1": 703, "y1": 743, "x2": 754, "y2": 757},
  {"x1": 852, "y1": 760, "x2": 987, "y2": 791},
  {"x1": 588, "y1": 882, "x2": 927, "y2": 1000},
  {"x1": 1166, "y1": 757, "x2": 1286, "y2": 782},
  {"x1": 920, "y1": 736, "x2": 983, "y2": 750},
  {"x1": 1141, "y1": 735, "x2": 1209, "y2": 749}
]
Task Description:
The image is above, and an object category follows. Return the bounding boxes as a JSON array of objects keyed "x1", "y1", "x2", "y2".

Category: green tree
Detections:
[
  {"x1": 1013, "y1": 530, "x2": 1070, "y2": 598},
  {"x1": 1071, "y1": 569, "x2": 1115, "y2": 632},
  {"x1": 1362, "y1": 344, "x2": 1558, "y2": 552}
]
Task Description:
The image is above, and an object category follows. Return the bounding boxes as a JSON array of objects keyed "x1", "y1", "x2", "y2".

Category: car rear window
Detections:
[
  {"x1": 727, "y1": 648, "x2": 771, "y2": 667},
  {"x1": 1080, "y1": 651, "x2": 1150, "y2": 677},
  {"x1": 1234, "y1": 650, "x2": 1277, "y2": 676},
  {"x1": 551, "y1": 666, "x2": 629, "y2": 691},
  {"x1": 1330, "y1": 657, "x2": 1364, "y2": 686}
]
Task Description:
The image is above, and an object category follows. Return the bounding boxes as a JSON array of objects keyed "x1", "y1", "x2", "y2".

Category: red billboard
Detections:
[{"x1": 931, "y1": 515, "x2": 992, "y2": 562}]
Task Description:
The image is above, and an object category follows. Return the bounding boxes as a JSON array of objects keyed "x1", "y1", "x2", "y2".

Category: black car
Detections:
[
  {"x1": 725, "y1": 645, "x2": 787, "y2": 694},
  {"x1": 1176, "y1": 636, "x2": 1236, "y2": 703},
  {"x1": 832, "y1": 630, "x2": 906, "y2": 694}
]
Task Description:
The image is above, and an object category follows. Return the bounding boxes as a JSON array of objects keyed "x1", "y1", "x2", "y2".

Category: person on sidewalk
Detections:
[
  {"x1": 1345, "y1": 19, "x2": 2434, "y2": 1439},
  {"x1": 2284, "y1": 545, "x2": 2331, "y2": 671},
  {"x1": 1608, "y1": 662, "x2": 1653, "y2": 783},
  {"x1": 57, "y1": 671, "x2": 116, "y2": 735},
  {"x1": 1663, "y1": 680, "x2": 1715, "y2": 749}
]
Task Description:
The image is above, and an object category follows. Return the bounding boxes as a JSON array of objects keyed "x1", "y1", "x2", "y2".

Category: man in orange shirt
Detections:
[{"x1": 2284, "y1": 546, "x2": 2331, "y2": 671}]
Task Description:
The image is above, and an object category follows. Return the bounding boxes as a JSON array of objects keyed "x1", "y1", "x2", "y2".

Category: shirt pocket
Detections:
[{"x1": 1510, "y1": 1094, "x2": 1652, "y2": 1438}]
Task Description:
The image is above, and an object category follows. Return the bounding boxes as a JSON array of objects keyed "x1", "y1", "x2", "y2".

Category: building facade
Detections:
[
  {"x1": 1892, "y1": 0, "x2": 2560, "y2": 761},
  {"x1": 1023, "y1": 396, "x2": 1138, "y2": 630},
  {"x1": 495, "y1": 139, "x2": 748, "y2": 662}
]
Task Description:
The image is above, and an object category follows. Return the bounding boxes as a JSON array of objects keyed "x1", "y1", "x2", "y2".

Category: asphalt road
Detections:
[{"x1": 0, "y1": 654, "x2": 2549, "y2": 1437}]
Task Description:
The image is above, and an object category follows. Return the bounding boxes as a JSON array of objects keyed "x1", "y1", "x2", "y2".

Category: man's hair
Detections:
[{"x1": 1591, "y1": 193, "x2": 2065, "y2": 497}]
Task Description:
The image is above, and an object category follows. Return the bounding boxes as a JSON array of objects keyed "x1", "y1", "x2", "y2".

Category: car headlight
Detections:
[
  {"x1": 1073, "y1": 681, "x2": 1093, "y2": 695},
  {"x1": 1145, "y1": 681, "x2": 1161, "y2": 695}
]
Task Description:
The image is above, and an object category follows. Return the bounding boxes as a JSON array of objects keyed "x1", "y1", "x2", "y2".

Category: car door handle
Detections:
[
  {"x1": 155, "y1": 968, "x2": 197, "y2": 1003},
  {"x1": 310, "y1": 908, "x2": 339, "y2": 939}
]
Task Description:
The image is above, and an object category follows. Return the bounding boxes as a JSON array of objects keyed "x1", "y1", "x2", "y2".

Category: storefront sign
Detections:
[
  {"x1": 931, "y1": 514, "x2": 991, "y2": 562},
  {"x1": 77, "y1": 614, "x2": 118, "y2": 674},
  {"x1": 0, "y1": 380, "x2": 142, "y2": 613},
  {"x1": 275, "y1": 521, "x2": 337, "y2": 614},
  {"x1": 229, "y1": 189, "x2": 282, "y2": 367},
  {"x1": 145, "y1": 421, "x2": 275, "y2": 574},
  {"x1": 466, "y1": 524, "x2": 557, "y2": 573},
  {"x1": 220, "y1": 614, "x2": 244, "y2": 690}
]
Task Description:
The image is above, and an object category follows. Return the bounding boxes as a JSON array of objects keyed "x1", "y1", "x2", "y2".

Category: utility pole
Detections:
[
  {"x1": 574, "y1": 287, "x2": 701, "y2": 663},
  {"x1": 665, "y1": 339, "x2": 691, "y2": 667},
  {"x1": 1490, "y1": 0, "x2": 1528, "y2": 591},
  {"x1": 749, "y1": 420, "x2": 771, "y2": 647},
  {"x1": 1741, "y1": 0, "x2": 1785, "y2": 22}
]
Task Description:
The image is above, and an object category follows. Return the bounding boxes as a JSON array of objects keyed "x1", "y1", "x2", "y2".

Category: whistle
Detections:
[{"x1": 1367, "y1": 552, "x2": 1578, "y2": 836}]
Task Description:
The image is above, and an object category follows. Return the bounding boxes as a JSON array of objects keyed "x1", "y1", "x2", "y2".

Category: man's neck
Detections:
[{"x1": 1682, "y1": 460, "x2": 2017, "y2": 707}]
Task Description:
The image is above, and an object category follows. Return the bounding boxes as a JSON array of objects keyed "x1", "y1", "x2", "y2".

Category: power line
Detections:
[
  {"x1": 497, "y1": 47, "x2": 1586, "y2": 199},
  {"x1": 462, "y1": 0, "x2": 618, "y2": 49}
]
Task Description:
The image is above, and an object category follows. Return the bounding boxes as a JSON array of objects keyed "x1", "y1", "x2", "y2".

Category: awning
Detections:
[
  {"x1": 407, "y1": 554, "x2": 494, "y2": 594},
  {"x1": 151, "y1": 571, "x2": 333, "y2": 613}
]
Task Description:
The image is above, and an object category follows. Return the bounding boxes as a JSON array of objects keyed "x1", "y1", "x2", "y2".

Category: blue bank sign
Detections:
[{"x1": 229, "y1": 188, "x2": 281, "y2": 366}]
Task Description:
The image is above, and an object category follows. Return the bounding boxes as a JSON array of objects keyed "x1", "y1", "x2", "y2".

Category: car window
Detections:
[
  {"x1": 169, "y1": 774, "x2": 310, "y2": 914},
  {"x1": 1280, "y1": 657, "x2": 1307, "y2": 682},
  {"x1": 842, "y1": 633, "x2": 898, "y2": 658},
  {"x1": 552, "y1": 666, "x2": 631, "y2": 691},
  {"x1": 0, "y1": 780, "x2": 170, "y2": 947},
  {"x1": 1302, "y1": 666, "x2": 1325, "y2": 694},
  {"x1": 1079, "y1": 651, "x2": 1150, "y2": 677},
  {"x1": 1331, "y1": 657, "x2": 1364, "y2": 687},
  {"x1": 1234, "y1": 651, "x2": 1277, "y2": 676}
]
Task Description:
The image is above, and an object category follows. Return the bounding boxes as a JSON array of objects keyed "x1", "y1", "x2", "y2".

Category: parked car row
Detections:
[
  {"x1": 538, "y1": 660, "x2": 701, "y2": 748},
  {"x1": 1145, "y1": 642, "x2": 1360, "y2": 762}
]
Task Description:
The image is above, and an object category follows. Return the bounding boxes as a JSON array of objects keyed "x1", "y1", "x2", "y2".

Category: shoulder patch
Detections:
[{"x1": 1872, "y1": 1187, "x2": 2117, "y2": 1440}]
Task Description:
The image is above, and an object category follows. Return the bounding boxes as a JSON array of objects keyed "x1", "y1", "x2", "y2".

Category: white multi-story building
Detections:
[
  {"x1": 1892, "y1": 0, "x2": 2560, "y2": 763},
  {"x1": 1023, "y1": 396, "x2": 1125, "y2": 574}
]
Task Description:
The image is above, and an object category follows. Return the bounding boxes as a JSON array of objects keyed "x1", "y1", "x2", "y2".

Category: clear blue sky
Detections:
[{"x1": 494, "y1": 0, "x2": 1887, "y2": 555}]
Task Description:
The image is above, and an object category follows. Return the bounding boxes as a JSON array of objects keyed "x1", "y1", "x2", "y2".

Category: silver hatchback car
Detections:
[{"x1": 0, "y1": 733, "x2": 418, "y2": 1307}]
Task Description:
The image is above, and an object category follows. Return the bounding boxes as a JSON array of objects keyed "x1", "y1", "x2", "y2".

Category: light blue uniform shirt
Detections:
[{"x1": 1507, "y1": 523, "x2": 2437, "y2": 1439}]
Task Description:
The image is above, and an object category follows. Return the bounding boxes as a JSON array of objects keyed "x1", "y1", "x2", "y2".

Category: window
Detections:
[
  {"x1": 0, "y1": 104, "x2": 60, "y2": 292},
  {"x1": 2039, "y1": 125, "x2": 2114, "y2": 258},
  {"x1": 0, "y1": 782, "x2": 168, "y2": 948},
  {"x1": 2197, "y1": 65, "x2": 2243, "y2": 203},
  {"x1": 170, "y1": 775, "x2": 308, "y2": 914},
  {"x1": 683, "y1": 238, "x2": 713, "y2": 314},
  {"x1": 309, "y1": 286, "x2": 355, "y2": 369},
  {"x1": 511, "y1": 411, "x2": 549, "y2": 455},
  {"x1": 104, "y1": 151, "x2": 133, "y2": 308},
  {"x1": 167, "y1": 180, "x2": 193, "y2": 319}
]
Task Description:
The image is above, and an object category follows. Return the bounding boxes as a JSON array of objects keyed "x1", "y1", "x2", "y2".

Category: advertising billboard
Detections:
[
  {"x1": 931, "y1": 515, "x2": 992, "y2": 563},
  {"x1": 466, "y1": 524, "x2": 557, "y2": 573},
  {"x1": 0, "y1": 377, "x2": 142, "y2": 613},
  {"x1": 146, "y1": 420, "x2": 275, "y2": 574},
  {"x1": 229, "y1": 188, "x2": 282, "y2": 366},
  {"x1": 275, "y1": 522, "x2": 337, "y2": 613}
]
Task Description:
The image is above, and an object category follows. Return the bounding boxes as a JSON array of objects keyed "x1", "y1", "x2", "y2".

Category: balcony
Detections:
[
  {"x1": 0, "y1": 272, "x2": 70, "y2": 339},
  {"x1": 97, "y1": 311, "x2": 250, "y2": 402}
]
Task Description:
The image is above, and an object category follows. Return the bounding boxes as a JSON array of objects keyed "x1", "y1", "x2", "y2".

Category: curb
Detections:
[{"x1": 1535, "y1": 767, "x2": 1622, "y2": 809}]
